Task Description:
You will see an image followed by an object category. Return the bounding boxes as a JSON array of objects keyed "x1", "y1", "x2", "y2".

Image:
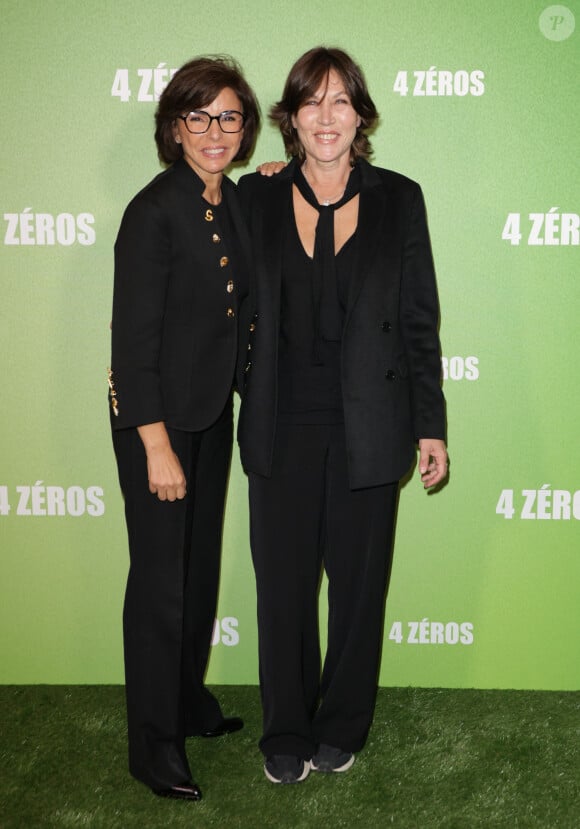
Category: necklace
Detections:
[{"x1": 302, "y1": 164, "x2": 347, "y2": 206}]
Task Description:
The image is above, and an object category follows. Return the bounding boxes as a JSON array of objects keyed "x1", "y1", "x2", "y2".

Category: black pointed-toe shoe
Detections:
[
  {"x1": 199, "y1": 716, "x2": 244, "y2": 738},
  {"x1": 154, "y1": 781, "x2": 202, "y2": 801}
]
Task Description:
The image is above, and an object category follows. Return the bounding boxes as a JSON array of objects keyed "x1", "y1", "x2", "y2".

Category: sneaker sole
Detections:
[
  {"x1": 264, "y1": 763, "x2": 310, "y2": 784},
  {"x1": 310, "y1": 754, "x2": 355, "y2": 773}
]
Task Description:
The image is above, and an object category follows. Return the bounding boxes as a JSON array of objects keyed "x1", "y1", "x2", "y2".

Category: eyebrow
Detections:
[{"x1": 311, "y1": 86, "x2": 349, "y2": 101}]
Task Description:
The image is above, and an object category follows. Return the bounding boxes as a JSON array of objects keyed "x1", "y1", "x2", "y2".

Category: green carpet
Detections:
[{"x1": 1, "y1": 686, "x2": 578, "y2": 828}]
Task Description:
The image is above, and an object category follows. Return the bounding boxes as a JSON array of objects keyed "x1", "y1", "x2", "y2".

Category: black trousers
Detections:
[
  {"x1": 249, "y1": 422, "x2": 398, "y2": 759},
  {"x1": 112, "y1": 398, "x2": 232, "y2": 790}
]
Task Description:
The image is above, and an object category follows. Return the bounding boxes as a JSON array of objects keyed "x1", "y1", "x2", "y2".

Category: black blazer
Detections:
[
  {"x1": 237, "y1": 158, "x2": 446, "y2": 489},
  {"x1": 109, "y1": 158, "x2": 251, "y2": 432}
]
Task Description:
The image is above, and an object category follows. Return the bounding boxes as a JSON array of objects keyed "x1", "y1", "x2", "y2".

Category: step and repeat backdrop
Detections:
[{"x1": 1, "y1": 1, "x2": 578, "y2": 689}]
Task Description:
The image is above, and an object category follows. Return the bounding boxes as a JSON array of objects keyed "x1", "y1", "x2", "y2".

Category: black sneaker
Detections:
[
  {"x1": 310, "y1": 744, "x2": 355, "y2": 773},
  {"x1": 264, "y1": 754, "x2": 310, "y2": 784}
]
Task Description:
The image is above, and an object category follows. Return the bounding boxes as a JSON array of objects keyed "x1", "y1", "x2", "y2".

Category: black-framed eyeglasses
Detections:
[{"x1": 177, "y1": 110, "x2": 245, "y2": 134}]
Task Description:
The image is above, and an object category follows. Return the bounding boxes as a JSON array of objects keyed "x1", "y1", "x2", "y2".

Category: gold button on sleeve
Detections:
[{"x1": 107, "y1": 368, "x2": 119, "y2": 416}]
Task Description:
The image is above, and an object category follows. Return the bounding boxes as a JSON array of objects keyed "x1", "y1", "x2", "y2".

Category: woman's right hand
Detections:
[
  {"x1": 137, "y1": 422, "x2": 187, "y2": 501},
  {"x1": 256, "y1": 161, "x2": 287, "y2": 176}
]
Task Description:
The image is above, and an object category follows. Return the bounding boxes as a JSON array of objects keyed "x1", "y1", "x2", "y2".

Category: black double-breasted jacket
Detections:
[
  {"x1": 109, "y1": 158, "x2": 251, "y2": 432},
  {"x1": 236, "y1": 158, "x2": 446, "y2": 490}
]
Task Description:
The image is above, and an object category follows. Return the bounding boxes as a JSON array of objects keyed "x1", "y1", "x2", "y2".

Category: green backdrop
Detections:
[{"x1": 1, "y1": 0, "x2": 578, "y2": 690}]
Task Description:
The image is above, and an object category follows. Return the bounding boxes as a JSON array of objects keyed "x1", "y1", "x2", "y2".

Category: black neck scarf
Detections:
[{"x1": 293, "y1": 163, "x2": 360, "y2": 364}]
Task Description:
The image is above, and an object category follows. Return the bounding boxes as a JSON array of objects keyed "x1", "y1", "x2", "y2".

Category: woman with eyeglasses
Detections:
[
  {"x1": 237, "y1": 47, "x2": 447, "y2": 784},
  {"x1": 109, "y1": 56, "x2": 259, "y2": 801}
]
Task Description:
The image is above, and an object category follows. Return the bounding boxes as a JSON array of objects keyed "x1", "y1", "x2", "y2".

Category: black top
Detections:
[{"x1": 277, "y1": 198, "x2": 357, "y2": 424}]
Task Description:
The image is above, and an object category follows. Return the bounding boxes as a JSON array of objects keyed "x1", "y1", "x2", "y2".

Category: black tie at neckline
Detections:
[{"x1": 293, "y1": 163, "x2": 360, "y2": 364}]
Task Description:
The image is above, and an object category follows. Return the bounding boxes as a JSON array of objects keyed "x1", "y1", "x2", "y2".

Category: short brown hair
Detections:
[
  {"x1": 270, "y1": 47, "x2": 378, "y2": 162},
  {"x1": 155, "y1": 55, "x2": 260, "y2": 165}
]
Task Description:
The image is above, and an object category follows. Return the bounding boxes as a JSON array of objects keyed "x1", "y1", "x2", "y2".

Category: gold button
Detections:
[
  {"x1": 249, "y1": 323, "x2": 256, "y2": 332},
  {"x1": 220, "y1": 256, "x2": 229, "y2": 267},
  {"x1": 204, "y1": 209, "x2": 214, "y2": 222},
  {"x1": 227, "y1": 308, "x2": 235, "y2": 318},
  {"x1": 226, "y1": 280, "x2": 234, "y2": 293},
  {"x1": 212, "y1": 233, "x2": 221, "y2": 243}
]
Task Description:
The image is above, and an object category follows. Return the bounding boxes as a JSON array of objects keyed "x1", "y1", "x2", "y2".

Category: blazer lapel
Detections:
[
  {"x1": 261, "y1": 161, "x2": 295, "y2": 277},
  {"x1": 255, "y1": 161, "x2": 295, "y2": 322},
  {"x1": 346, "y1": 160, "x2": 393, "y2": 321}
]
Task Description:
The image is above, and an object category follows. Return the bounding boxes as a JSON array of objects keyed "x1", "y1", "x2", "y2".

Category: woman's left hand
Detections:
[{"x1": 418, "y1": 438, "x2": 448, "y2": 489}]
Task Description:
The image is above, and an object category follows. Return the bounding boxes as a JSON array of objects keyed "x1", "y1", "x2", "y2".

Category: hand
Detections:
[
  {"x1": 145, "y1": 445, "x2": 187, "y2": 501},
  {"x1": 418, "y1": 438, "x2": 448, "y2": 489},
  {"x1": 256, "y1": 160, "x2": 287, "y2": 176},
  {"x1": 137, "y1": 422, "x2": 187, "y2": 501}
]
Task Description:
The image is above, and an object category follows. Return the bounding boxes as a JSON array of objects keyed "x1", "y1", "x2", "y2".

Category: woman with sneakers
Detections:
[{"x1": 237, "y1": 47, "x2": 447, "y2": 783}]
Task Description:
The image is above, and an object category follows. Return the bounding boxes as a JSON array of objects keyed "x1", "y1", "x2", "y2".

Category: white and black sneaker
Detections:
[
  {"x1": 264, "y1": 754, "x2": 310, "y2": 784},
  {"x1": 310, "y1": 744, "x2": 355, "y2": 773}
]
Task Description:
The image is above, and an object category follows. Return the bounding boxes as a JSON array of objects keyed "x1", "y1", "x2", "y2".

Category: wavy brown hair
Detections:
[
  {"x1": 155, "y1": 55, "x2": 260, "y2": 165},
  {"x1": 270, "y1": 46, "x2": 378, "y2": 162}
]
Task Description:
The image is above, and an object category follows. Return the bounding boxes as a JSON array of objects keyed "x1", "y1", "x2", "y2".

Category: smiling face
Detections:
[
  {"x1": 173, "y1": 87, "x2": 244, "y2": 184},
  {"x1": 291, "y1": 69, "x2": 361, "y2": 167}
]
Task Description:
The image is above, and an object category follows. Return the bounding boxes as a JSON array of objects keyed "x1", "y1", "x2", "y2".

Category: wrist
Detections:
[{"x1": 137, "y1": 422, "x2": 171, "y2": 453}]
